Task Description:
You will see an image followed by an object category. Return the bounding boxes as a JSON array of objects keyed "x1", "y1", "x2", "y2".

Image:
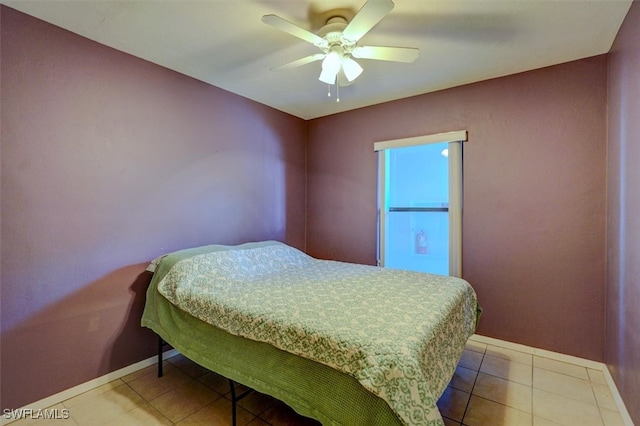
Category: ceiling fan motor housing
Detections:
[{"x1": 317, "y1": 16, "x2": 355, "y2": 52}]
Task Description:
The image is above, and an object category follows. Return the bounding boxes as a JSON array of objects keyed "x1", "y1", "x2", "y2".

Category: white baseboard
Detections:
[
  {"x1": 469, "y1": 334, "x2": 603, "y2": 369},
  {"x1": 469, "y1": 334, "x2": 634, "y2": 425},
  {"x1": 1, "y1": 349, "x2": 179, "y2": 426},
  {"x1": 601, "y1": 363, "x2": 636, "y2": 426}
]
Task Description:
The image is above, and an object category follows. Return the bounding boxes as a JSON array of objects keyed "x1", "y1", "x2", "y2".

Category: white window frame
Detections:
[{"x1": 374, "y1": 130, "x2": 467, "y2": 277}]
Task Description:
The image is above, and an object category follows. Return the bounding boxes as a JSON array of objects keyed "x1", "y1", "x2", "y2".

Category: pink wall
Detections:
[
  {"x1": 307, "y1": 57, "x2": 608, "y2": 361},
  {"x1": 0, "y1": 6, "x2": 306, "y2": 409},
  {"x1": 606, "y1": 2, "x2": 640, "y2": 423}
]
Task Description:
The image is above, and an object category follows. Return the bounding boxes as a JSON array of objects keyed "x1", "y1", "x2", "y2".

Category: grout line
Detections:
[{"x1": 459, "y1": 349, "x2": 485, "y2": 424}]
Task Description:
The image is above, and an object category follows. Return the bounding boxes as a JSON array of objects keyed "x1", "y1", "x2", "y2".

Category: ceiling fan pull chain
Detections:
[
  {"x1": 327, "y1": 84, "x2": 331, "y2": 98},
  {"x1": 336, "y1": 81, "x2": 340, "y2": 103}
]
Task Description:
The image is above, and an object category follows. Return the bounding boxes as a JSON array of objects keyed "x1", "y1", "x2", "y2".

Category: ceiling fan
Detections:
[{"x1": 262, "y1": 0, "x2": 418, "y2": 89}]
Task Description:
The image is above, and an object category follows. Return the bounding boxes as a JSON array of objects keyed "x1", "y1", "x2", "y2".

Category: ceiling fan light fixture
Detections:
[
  {"x1": 319, "y1": 48, "x2": 342, "y2": 84},
  {"x1": 342, "y1": 56, "x2": 363, "y2": 82},
  {"x1": 319, "y1": 68, "x2": 337, "y2": 85}
]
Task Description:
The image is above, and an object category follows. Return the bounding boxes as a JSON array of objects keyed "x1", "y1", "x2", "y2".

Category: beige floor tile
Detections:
[
  {"x1": 62, "y1": 380, "x2": 126, "y2": 408},
  {"x1": 592, "y1": 382, "x2": 619, "y2": 411},
  {"x1": 480, "y1": 354, "x2": 533, "y2": 386},
  {"x1": 449, "y1": 365, "x2": 478, "y2": 393},
  {"x1": 167, "y1": 353, "x2": 210, "y2": 379},
  {"x1": 9, "y1": 416, "x2": 76, "y2": 426},
  {"x1": 121, "y1": 364, "x2": 159, "y2": 383},
  {"x1": 436, "y1": 386, "x2": 470, "y2": 422},
  {"x1": 533, "y1": 356, "x2": 589, "y2": 380},
  {"x1": 463, "y1": 395, "x2": 532, "y2": 426},
  {"x1": 443, "y1": 416, "x2": 461, "y2": 426},
  {"x1": 127, "y1": 363, "x2": 193, "y2": 401},
  {"x1": 465, "y1": 340, "x2": 487, "y2": 354},
  {"x1": 532, "y1": 368, "x2": 596, "y2": 405},
  {"x1": 600, "y1": 408, "x2": 626, "y2": 426},
  {"x1": 533, "y1": 416, "x2": 565, "y2": 426},
  {"x1": 150, "y1": 380, "x2": 221, "y2": 423},
  {"x1": 458, "y1": 349, "x2": 484, "y2": 371},
  {"x1": 237, "y1": 391, "x2": 278, "y2": 416},
  {"x1": 258, "y1": 401, "x2": 320, "y2": 426},
  {"x1": 176, "y1": 397, "x2": 255, "y2": 426},
  {"x1": 532, "y1": 388, "x2": 603, "y2": 426},
  {"x1": 587, "y1": 368, "x2": 608, "y2": 384},
  {"x1": 198, "y1": 371, "x2": 234, "y2": 395},
  {"x1": 103, "y1": 403, "x2": 172, "y2": 425},
  {"x1": 486, "y1": 345, "x2": 533, "y2": 366},
  {"x1": 246, "y1": 419, "x2": 271, "y2": 426},
  {"x1": 64, "y1": 384, "x2": 144, "y2": 425},
  {"x1": 473, "y1": 372, "x2": 532, "y2": 413}
]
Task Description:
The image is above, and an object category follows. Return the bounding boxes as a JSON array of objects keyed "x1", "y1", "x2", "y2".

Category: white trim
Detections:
[
  {"x1": 469, "y1": 334, "x2": 633, "y2": 425},
  {"x1": 448, "y1": 141, "x2": 463, "y2": 277},
  {"x1": 469, "y1": 334, "x2": 602, "y2": 369},
  {"x1": 603, "y1": 365, "x2": 636, "y2": 426},
  {"x1": 374, "y1": 130, "x2": 467, "y2": 151},
  {"x1": 0, "y1": 349, "x2": 179, "y2": 426},
  {"x1": 376, "y1": 152, "x2": 386, "y2": 266}
]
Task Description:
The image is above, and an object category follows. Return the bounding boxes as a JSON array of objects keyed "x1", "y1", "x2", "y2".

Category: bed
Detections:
[{"x1": 141, "y1": 240, "x2": 479, "y2": 425}]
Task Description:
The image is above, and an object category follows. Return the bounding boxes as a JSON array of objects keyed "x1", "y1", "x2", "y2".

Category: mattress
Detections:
[{"x1": 142, "y1": 240, "x2": 479, "y2": 425}]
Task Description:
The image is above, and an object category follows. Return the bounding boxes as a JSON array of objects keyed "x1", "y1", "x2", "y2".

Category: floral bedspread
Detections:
[{"x1": 156, "y1": 243, "x2": 478, "y2": 425}]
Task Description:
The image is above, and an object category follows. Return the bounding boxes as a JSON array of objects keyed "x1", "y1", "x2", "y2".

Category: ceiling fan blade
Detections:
[
  {"x1": 352, "y1": 46, "x2": 419, "y2": 62},
  {"x1": 262, "y1": 14, "x2": 327, "y2": 48},
  {"x1": 271, "y1": 53, "x2": 326, "y2": 71},
  {"x1": 341, "y1": 0, "x2": 394, "y2": 43}
]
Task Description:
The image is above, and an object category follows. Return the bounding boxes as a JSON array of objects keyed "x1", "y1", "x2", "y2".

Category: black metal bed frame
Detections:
[{"x1": 157, "y1": 335, "x2": 253, "y2": 426}]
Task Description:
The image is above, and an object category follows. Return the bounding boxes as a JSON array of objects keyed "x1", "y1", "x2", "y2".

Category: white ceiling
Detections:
[{"x1": 3, "y1": 0, "x2": 632, "y2": 120}]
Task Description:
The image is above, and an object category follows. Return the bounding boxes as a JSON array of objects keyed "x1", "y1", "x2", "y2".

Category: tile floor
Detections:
[{"x1": 9, "y1": 340, "x2": 627, "y2": 426}]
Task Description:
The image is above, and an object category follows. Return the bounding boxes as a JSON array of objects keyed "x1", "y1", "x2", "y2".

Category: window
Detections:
[{"x1": 375, "y1": 131, "x2": 466, "y2": 277}]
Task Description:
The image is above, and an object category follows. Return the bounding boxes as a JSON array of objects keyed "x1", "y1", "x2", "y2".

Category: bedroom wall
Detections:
[
  {"x1": 0, "y1": 6, "x2": 306, "y2": 410},
  {"x1": 606, "y1": 1, "x2": 640, "y2": 423},
  {"x1": 306, "y1": 57, "x2": 607, "y2": 361}
]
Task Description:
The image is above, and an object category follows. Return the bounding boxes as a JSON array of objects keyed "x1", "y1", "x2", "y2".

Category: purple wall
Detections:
[
  {"x1": 307, "y1": 57, "x2": 608, "y2": 362},
  {"x1": 0, "y1": 6, "x2": 306, "y2": 409},
  {"x1": 606, "y1": 2, "x2": 640, "y2": 423}
]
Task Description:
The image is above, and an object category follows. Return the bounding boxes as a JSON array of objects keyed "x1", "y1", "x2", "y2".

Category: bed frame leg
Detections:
[
  {"x1": 228, "y1": 379, "x2": 237, "y2": 426},
  {"x1": 157, "y1": 335, "x2": 164, "y2": 378},
  {"x1": 227, "y1": 379, "x2": 253, "y2": 426}
]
